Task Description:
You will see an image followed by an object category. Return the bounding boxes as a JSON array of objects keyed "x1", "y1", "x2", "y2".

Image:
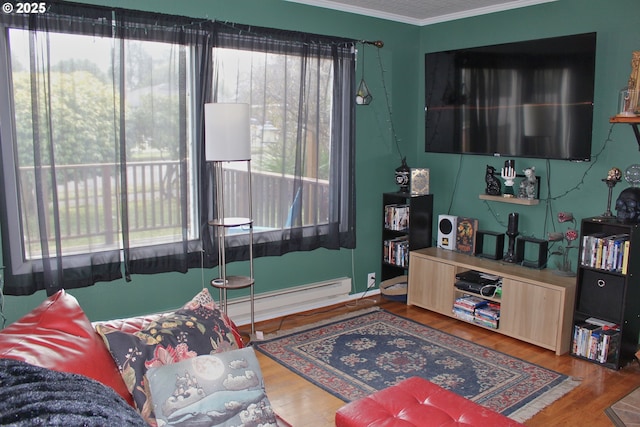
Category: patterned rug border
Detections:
[
  {"x1": 508, "y1": 376, "x2": 580, "y2": 422},
  {"x1": 261, "y1": 305, "x2": 381, "y2": 340},
  {"x1": 255, "y1": 308, "x2": 580, "y2": 423}
]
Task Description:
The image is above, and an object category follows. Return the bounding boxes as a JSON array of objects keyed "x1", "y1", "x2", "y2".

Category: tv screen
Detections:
[{"x1": 425, "y1": 33, "x2": 596, "y2": 161}]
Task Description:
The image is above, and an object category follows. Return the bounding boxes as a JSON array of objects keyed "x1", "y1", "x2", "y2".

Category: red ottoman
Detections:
[{"x1": 335, "y1": 377, "x2": 524, "y2": 427}]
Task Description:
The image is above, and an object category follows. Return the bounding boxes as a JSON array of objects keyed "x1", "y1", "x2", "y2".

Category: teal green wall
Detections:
[
  {"x1": 1, "y1": 0, "x2": 638, "y2": 324},
  {"x1": 415, "y1": 0, "x2": 640, "y2": 250}
]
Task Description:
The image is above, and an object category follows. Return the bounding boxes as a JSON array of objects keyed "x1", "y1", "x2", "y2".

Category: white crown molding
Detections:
[
  {"x1": 284, "y1": 0, "x2": 424, "y2": 25},
  {"x1": 284, "y1": 0, "x2": 558, "y2": 26},
  {"x1": 417, "y1": 0, "x2": 558, "y2": 26}
]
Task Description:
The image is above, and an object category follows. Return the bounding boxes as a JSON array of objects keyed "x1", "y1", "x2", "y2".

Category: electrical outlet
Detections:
[{"x1": 367, "y1": 272, "x2": 376, "y2": 289}]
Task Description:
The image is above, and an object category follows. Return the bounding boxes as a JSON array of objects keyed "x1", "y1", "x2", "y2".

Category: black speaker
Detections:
[
  {"x1": 515, "y1": 236, "x2": 548, "y2": 268},
  {"x1": 578, "y1": 270, "x2": 625, "y2": 322},
  {"x1": 476, "y1": 230, "x2": 504, "y2": 260},
  {"x1": 437, "y1": 215, "x2": 457, "y2": 250}
]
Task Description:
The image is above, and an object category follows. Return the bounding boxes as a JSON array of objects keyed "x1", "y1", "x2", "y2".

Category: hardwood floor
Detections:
[{"x1": 246, "y1": 296, "x2": 640, "y2": 427}]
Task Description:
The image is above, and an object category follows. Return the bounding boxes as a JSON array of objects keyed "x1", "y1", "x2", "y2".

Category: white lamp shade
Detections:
[{"x1": 205, "y1": 103, "x2": 251, "y2": 161}]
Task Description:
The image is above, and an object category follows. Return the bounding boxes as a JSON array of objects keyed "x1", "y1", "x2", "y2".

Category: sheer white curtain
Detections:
[
  {"x1": 0, "y1": 5, "x2": 212, "y2": 295},
  {"x1": 0, "y1": 4, "x2": 356, "y2": 296},
  {"x1": 202, "y1": 23, "x2": 356, "y2": 264}
]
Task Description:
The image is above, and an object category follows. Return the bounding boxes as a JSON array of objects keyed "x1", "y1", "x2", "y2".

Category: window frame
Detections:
[{"x1": 0, "y1": 3, "x2": 356, "y2": 296}]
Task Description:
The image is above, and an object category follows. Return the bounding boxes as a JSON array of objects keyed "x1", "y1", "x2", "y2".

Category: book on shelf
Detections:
[
  {"x1": 621, "y1": 240, "x2": 630, "y2": 274},
  {"x1": 572, "y1": 323, "x2": 599, "y2": 359},
  {"x1": 452, "y1": 307, "x2": 475, "y2": 322},
  {"x1": 384, "y1": 204, "x2": 409, "y2": 231},
  {"x1": 383, "y1": 236, "x2": 409, "y2": 267},
  {"x1": 572, "y1": 322, "x2": 621, "y2": 363},
  {"x1": 456, "y1": 217, "x2": 479, "y2": 255},
  {"x1": 486, "y1": 301, "x2": 501, "y2": 311},
  {"x1": 453, "y1": 295, "x2": 488, "y2": 311},
  {"x1": 452, "y1": 296, "x2": 499, "y2": 329},
  {"x1": 474, "y1": 305, "x2": 500, "y2": 329},
  {"x1": 475, "y1": 305, "x2": 500, "y2": 321},
  {"x1": 474, "y1": 316, "x2": 499, "y2": 329},
  {"x1": 580, "y1": 232, "x2": 630, "y2": 273},
  {"x1": 600, "y1": 329, "x2": 621, "y2": 363}
]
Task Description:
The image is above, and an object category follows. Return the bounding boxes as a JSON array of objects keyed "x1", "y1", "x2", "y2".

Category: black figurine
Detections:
[
  {"x1": 616, "y1": 187, "x2": 640, "y2": 223},
  {"x1": 485, "y1": 165, "x2": 501, "y2": 196},
  {"x1": 395, "y1": 157, "x2": 410, "y2": 193}
]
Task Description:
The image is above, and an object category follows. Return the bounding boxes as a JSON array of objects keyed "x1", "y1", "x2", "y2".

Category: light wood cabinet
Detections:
[
  {"x1": 500, "y1": 278, "x2": 562, "y2": 350},
  {"x1": 407, "y1": 256, "x2": 455, "y2": 316},
  {"x1": 408, "y1": 247, "x2": 576, "y2": 355}
]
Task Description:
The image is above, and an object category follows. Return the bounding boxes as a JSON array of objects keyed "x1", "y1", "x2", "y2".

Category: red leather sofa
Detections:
[
  {"x1": 335, "y1": 376, "x2": 525, "y2": 427},
  {"x1": 0, "y1": 289, "x2": 243, "y2": 408}
]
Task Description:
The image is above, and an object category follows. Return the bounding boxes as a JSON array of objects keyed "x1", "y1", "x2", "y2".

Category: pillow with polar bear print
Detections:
[{"x1": 146, "y1": 347, "x2": 277, "y2": 426}]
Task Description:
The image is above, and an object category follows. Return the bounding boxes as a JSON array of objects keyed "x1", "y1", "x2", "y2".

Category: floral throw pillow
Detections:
[
  {"x1": 146, "y1": 348, "x2": 277, "y2": 427},
  {"x1": 96, "y1": 289, "x2": 240, "y2": 426}
]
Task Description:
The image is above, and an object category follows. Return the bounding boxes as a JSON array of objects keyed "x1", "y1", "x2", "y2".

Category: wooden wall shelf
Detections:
[
  {"x1": 609, "y1": 115, "x2": 640, "y2": 123},
  {"x1": 479, "y1": 194, "x2": 539, "y2": 205},
  {"x1": 610, "y1": 115, "x2": 640, "y2": 149}
]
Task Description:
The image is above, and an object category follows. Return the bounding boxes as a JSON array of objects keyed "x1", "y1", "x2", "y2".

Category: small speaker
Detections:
[{"x1": 437, "y1": 214, "x2": 457, "y2": 250}]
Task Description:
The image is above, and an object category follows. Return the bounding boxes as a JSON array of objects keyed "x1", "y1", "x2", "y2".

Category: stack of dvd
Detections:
[
  {"x1": 453, "y1": 296, "x2": 487, "y2": 322},
  {"x1": 474, "y1": 303, "x2": 500, "y2": 329}
]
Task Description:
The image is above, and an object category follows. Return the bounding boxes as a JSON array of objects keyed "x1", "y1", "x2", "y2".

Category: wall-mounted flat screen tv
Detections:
[{"x1": 425, "y1": 32, "x2": 596, "y2": 161}]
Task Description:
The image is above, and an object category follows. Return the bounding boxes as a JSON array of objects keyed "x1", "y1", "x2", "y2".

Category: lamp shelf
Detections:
[
  {"x1": 211, "y1": 275, "x2": 255, "y2": 290},
  {"x1": 479, "y1": 194, "x2": 539, "y2": 205},
  {"x1": 610, "y1": 115, "x2": 640, "y2": 149},
  {"x1": 208, "y1": 217, "x2": 253, "y2": 227}
]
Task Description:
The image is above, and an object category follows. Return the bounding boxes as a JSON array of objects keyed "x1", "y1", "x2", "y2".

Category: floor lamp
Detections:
[{"x1": 204, "y1": 102, "x2": 255, "y2": 336}]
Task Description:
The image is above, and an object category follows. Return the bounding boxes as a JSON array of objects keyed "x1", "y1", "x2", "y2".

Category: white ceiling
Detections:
[{"x1": 285, "y1": 0, "x2": 557, "y2": 26}]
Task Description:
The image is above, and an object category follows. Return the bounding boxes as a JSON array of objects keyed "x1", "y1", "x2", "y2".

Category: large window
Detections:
[
  {"x1": 206, "y1": 24, "x2": 356, "y2": 263},
  {"x1": 7, "y1": 30, "x2": 197, "y2": 256},
  {"x1": 0, "y1": 4, "x2": 356, "y2": 296}
]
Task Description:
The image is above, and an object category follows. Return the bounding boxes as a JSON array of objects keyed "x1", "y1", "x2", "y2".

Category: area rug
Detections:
[
  {"x1": 254, "y1": 308, "x2": 580, "y2": 423},
  {"x1": 605, "y1": 386, "x2": 640, "y2": 427}
]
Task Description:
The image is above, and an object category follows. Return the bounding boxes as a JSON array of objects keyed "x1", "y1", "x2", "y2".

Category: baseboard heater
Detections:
[{"x1": 223, "y1": 277, "x2": 352, "y2": 327}]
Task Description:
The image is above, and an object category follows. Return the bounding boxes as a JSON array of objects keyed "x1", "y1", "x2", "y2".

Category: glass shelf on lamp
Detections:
[
  {"x1": 211, "y1": 275, "x2": 254, "y2": 290},
  {"x1": 208, "y1": 217, "x2": 253, "y2": 227}
]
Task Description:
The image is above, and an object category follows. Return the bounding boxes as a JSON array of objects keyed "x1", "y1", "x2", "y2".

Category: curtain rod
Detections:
[
  {"x1": 362, "y1": 40, "x2": 384, "y2": 48},
  {"x1": 38, "y1": 1, "x2": 360, "y2": 47}
]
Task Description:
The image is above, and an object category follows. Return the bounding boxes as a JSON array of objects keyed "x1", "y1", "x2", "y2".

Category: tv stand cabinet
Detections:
[{"x1": 408, "y1": 247, "x2": 576, "y2": 355}]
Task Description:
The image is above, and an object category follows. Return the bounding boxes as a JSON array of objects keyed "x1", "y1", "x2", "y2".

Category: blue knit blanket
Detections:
[{"x1": 0, "y1": 358, "x2": 147, "y2": 426}]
